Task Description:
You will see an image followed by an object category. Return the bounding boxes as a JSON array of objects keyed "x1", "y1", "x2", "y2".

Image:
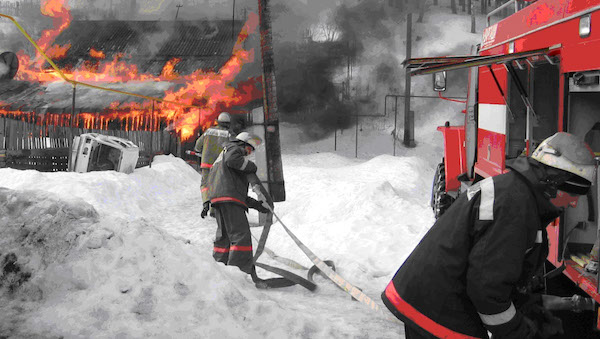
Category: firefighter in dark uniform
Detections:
[
  {"x1": 382, "y1": 132, "x2": 597, "y2": 339},
  {"x1": 203, "y1": 132, "x2": 269, "y2": 274},
  {"x1": 194, "y1": 112, "x2": 233, "y2": 205}
]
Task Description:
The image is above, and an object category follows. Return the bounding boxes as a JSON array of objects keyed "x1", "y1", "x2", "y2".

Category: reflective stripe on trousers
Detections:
[{"x1": 384, "y1": 282, "x2": 482, "y2": 339}]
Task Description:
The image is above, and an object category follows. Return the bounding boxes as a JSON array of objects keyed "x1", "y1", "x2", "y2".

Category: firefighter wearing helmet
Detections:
[
  {"x1": 382, "y1": 132, "x2": 596, "y2": 339},
  {"x1": 194, "y1": 112, "x2": 233, "y2": 204},
  {"x1": 204, "y1": 132, "x2": 270, "y2": 275}
]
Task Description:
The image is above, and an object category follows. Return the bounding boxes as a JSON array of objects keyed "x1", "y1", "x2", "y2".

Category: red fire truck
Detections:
[{"x1": 405, "y1": 0, "x2": 600, "y2": 333}]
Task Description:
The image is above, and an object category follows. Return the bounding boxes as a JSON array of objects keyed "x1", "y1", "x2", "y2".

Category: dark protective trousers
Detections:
[
  {"x1": 212, "y1": 203, "x2": 253, "y2": 274},
  {"x1": 404, "y1": 324, "x2": 439, "y2": 339}
]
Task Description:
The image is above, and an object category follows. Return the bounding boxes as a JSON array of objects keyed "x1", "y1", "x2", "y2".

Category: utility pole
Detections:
[
  {"x1": 232, "y1": 0, "x2": 236, "y2": 41},
  {"x1": 403, "y1": 13, "x2": 416, "y2": 148},
  {"x1": 175, "y1": 4, "x2": 182, "y2": 20},
  {"x1": 258, "y1": 0, "x2": 286, "y2": 201}
]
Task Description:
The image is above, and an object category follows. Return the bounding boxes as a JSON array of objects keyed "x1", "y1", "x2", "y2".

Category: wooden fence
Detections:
[{"x1": 0, "y1": 116, "x2": 179, "y2": 172}]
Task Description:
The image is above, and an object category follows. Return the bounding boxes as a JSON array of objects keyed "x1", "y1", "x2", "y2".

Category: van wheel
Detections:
[{"x1": 431, "y1": 160, "x2": 455, "y2": 219}]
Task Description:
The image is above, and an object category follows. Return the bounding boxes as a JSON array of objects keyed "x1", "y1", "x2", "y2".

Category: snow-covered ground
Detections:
[{"x1": 0, "y1": 139, "x2": 437, "y2": 338}]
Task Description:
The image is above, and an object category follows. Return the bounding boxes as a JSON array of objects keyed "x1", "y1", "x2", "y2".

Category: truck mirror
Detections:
[{"x1": 433, "y1": 71, "x2": 447, "y2": 92}]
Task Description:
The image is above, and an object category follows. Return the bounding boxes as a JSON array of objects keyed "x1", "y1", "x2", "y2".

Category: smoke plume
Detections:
[{"x1": 271, "y1": 0, "x2": 410, "y2": 140}]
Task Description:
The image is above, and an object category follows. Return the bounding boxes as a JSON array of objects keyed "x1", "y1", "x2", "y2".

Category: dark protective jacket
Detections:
[
  {"x1": 382, "y1": 157, "x2": 560, "y2": 338},
  {"x1": 207, "y1": 141, "x2": 258, "y2": 208},
  {"x1": 194, "y1": 125, "x2": 232, "y2": 169}
]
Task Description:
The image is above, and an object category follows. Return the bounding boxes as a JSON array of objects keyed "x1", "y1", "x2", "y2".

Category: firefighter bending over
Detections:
[
  {"x1": 196, "y1": 112, "x2": 233, "y2": 214},
  {"x1": 204, "y1": 132, "x2": 270, "y2": 275},
  {"x1": 382, "y1": 132, "x2": 597, "y2": 339}
]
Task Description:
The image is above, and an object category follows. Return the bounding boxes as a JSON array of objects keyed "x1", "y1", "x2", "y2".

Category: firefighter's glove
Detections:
[
  {"x1": 246, "y1": 197, "x2": 270, "y2": 213},
  {"x1": 517, "y1": 294, "x2": 563, "y2": 339},
  {"x1": 251, "y1": 184, "x2": 273, "y2": 209},
  {"x1": 201, "y1": 201, "x2": 210, "y2": 219},
  {"x1": 485, "y1": 311, "x2": 537, "y2": 339},
  {"x1": 257, "y1": 204, "x2": 270, "y2": 214}
]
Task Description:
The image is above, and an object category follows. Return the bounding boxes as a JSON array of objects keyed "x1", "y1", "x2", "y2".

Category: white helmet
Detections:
[
  {"x1": 531, "y1": 132, "x2": 596, "y2": 194},
  {"x1": 236, "y1": 132, "x2": 262, "y2": 150},
  {"x1": 217, "y1": 112, "x2": 231, "y2": 123}
]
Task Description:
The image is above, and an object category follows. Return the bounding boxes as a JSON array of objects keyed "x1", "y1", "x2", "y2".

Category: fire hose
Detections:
[
  {"x1": 250, "y1": 185, "x2": 593, "y2": 322},
  {"x1": 251, "y1": 184, "x2": 393, "y2": 318}
]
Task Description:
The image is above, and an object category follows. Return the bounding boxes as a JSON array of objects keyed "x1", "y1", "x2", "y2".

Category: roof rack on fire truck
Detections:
[{"x1": 402, "y1": 44, "x2": 561, "y2": 76}]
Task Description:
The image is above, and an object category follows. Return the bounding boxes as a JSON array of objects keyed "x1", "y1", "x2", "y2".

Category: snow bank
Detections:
[
  {"x1": 0, "y1": 155, "x2": 200, "y2": 220},
  {"x1": 0, "y1": 185, "x2": 256, "y2": 338},
  {"x1": 0, "y1": 155, "x2": 402, "y2": 338}
]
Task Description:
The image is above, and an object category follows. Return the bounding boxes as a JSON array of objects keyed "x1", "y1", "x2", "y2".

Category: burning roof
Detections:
[
  {"x1": 0, "y1": 1, "x2": 263, "y2": 140},
  {"x1": 51, "y1": 19, "x2": 245, "y2": 75}
]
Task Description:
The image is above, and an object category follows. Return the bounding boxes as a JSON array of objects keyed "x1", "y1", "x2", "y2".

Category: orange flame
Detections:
[
  {"x1": 35, "y1": 0, "x2": 72, "y2": 68},
  {"x1": 89, "y1": 48, "x2": 105, "y2": 59},
  {"x1": 45, "y1": 43, "x2": 71, "y2": 60},
  {"x1": 4, "y1": 6, "x2": 263, "y2": 142},
  {"x1": 162, "y1": 13, "x2": 261, "y2": 140},
  {"x1": 160, "y1": 58, "x2": 181, "y2": 80}
]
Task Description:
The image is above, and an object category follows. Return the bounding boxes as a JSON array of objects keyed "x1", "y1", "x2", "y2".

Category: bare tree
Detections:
[
  {"x1": 470, "y1": 0, "x2": 476, "y2": 33},
  {"x1": 451, "y1": 0, "x2": 457, "y2": 14},
  {"x1": 417, "y1": 1, "x2": 425, "y2": 23},
  {"x1": 404, "y1": 0, "x2": 426, "y2": 23},
  {"x1": 317, "y1": 21, "x2": 341, "y2": 42}
]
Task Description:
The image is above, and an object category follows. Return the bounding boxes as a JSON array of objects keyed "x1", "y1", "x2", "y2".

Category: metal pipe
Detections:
[
  {"x1": 150, "y1": 100, "x2": 154, "y2": 168},
  {"x1": 542, "y1": 294, "x2": 595, "y2": 312},
  {"x1": 334, "y1": 128, "x2": 337, "y2": 151},
  {"x1": 71, "y1": 84, "x2": 76, "y2": 127},
  {"x1": 403, "y1": 13, "x2": 416, "y2": 148},
  {"x1": 386, "y1": 94, "x2": 467, "y2": 100},
  {"x1": 3, "y1": 113, "x2": 6, "y2": 149}
]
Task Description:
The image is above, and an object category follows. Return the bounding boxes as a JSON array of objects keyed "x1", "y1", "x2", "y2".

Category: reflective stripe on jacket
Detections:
[
  {"x1": 194, "y1": 126, "x2": 232, "y2": 168},
  {"x1": 207, "y1": 141, "x2": 257, "y2": 208},
  {"x1": 381, "y1": 157, "x2": 559, "y2": 338}
]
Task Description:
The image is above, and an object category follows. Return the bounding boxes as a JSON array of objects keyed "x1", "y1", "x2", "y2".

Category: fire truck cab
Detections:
[{"x1": 406, "y1": 0, "x2": 600, "y2": 333}]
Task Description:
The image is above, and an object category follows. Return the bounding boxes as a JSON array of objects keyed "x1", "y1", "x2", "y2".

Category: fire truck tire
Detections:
[{"x1": 431, "y1": 160, "x2": 455, "y2": 219}]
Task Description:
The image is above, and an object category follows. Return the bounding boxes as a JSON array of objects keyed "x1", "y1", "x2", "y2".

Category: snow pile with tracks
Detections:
[{"x1": 0, "y1": 154, "x2": 417, "y2": 338}]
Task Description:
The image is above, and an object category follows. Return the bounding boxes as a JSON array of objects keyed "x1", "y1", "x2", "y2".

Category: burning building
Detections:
[{"x1": 0, "y1": 0, "x2": 284, "y2": 201}]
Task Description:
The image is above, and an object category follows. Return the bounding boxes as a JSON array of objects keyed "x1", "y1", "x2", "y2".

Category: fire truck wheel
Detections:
[{"x1": 431, "y1": 160, "x2": 455, "y2": 219}]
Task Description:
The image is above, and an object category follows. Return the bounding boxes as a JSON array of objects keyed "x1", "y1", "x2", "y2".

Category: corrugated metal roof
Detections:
[
  {"x1": 53, "y1": 19, "x2": 244, "y2": 74},
  {"x1": 0, "y1": 19, "x2": 256, "y2": 112}
]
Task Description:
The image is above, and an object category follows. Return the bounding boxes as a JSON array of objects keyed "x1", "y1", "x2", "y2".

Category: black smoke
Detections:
[
  {"x1": 272, "y1": 0, "x2": 409, "y2": 140},
  {"x1": 274, "y1": 38, "x2": 355, "y2": 139}
]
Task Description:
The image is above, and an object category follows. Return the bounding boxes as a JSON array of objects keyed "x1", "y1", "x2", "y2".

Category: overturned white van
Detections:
[{"x1": 68, "y1": 133, "x2": 139, "y2": 174}]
